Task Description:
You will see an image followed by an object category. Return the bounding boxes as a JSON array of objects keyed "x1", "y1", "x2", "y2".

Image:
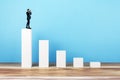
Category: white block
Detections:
[
  {"x1": 73, "y1": 58, "x2": 84, "y2": 68},
  {"x1": 90, "y1": 62, "x2": 101, "y2": 68},
  {"x1": 39, "y1": 40, "x2": 49, "y2": 68},
  {"x1": 21, "y1": 29, "x2": 32, "y2": 68},
  {"x1": 56, "y1": 50, "x2": 66, "y2": 68}
]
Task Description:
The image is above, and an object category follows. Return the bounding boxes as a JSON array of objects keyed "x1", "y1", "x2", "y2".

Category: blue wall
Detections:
[{"x1": 0, "y1": 0, "x2": 120, "y2": 63}]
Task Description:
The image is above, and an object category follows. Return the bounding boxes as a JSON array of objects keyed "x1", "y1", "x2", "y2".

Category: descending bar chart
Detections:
[
  {"x1": 21, "y1": 29, "x2": 32, "y2": 68},
  {"x1": 21, "y1": 29, "x2": 101, "y2": 68}
]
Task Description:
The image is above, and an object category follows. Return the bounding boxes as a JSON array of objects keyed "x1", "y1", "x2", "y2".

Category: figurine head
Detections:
[{"x1": 27, "y1": 9, "x2": 30, "y2": 12}]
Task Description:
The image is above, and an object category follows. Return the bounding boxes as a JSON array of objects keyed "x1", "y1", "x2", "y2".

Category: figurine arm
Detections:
[{"x1": 29, "y1": 10, "x2": 32, "y2": 15}]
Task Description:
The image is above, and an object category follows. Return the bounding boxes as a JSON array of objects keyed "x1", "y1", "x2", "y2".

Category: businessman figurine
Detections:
[{"x1": 26, "y1": 9, "x2": 32, "y2": 29}]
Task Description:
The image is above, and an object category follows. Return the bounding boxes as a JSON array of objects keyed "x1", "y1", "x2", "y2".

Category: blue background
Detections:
[{"x1": 0, "y1": 0, "x2": 120, "y2": 63}]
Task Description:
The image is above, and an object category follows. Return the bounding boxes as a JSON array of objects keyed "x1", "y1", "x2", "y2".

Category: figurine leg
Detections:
[
  {"x1": 26, "y1": 20, "x2": 29, "y2": 28},
  {"x1": 26, "y1": 19, "x2": 31, "y2": 29}
]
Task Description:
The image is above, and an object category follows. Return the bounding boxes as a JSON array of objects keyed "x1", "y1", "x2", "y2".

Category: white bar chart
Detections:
[
  {"x1": 39, "y1": 40, "x2": 49, "y2": 68},
  {"x1": 56, "y1": 50, "x2": 66, "y2": 68},
  {"x1": 21, "y1": 29, "x2": 32, "y2": 68},
  {"x1": 73, "y1": 58, "x2": 84, "y2": 68},
  {"x1": 90, "y1": 62, "x2": 101, "y2": 68},
  {"x1": 21, "y1": 29, "x2": 102, "y2": 68}
]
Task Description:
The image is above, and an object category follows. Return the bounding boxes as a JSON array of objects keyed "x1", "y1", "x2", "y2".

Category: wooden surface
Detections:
[
  {"x1": 0, "y1": 68, "x2": 120, "y2": 77},
  {"x1": 0, "y1": 63, "x2": 119, "y2": 80}
]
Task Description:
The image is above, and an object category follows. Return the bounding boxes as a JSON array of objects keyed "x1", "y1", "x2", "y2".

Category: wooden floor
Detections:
[{"x1": 0, "y1": 63, "x2": 119, "y2": 80}]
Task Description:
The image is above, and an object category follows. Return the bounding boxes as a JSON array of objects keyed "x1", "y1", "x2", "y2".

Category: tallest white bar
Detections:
[{"x1": 21, "y1": 29, "x2": 32, "y2": 68}]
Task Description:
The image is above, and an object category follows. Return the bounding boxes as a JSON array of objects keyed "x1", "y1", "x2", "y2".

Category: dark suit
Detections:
[{"x1": 26, "y1": 11, "x2": 32, "y2": 28}]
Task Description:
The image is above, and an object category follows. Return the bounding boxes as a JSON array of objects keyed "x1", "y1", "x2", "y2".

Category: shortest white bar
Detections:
[
  {"x1": 73, "y1": 58, "x2": 84, "y2": 68},
  {"x1": 90, "y1": 62, "x2": 101, "y2": 68},
  {"x1": 56, "y1": 50, "x2": 66, "y2": 68}
]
